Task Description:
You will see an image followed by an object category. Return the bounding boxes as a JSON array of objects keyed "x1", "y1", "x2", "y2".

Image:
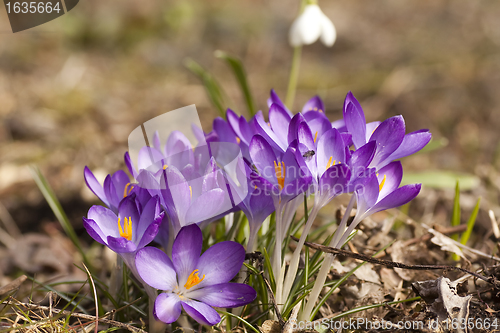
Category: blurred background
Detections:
[{"x1": 1, "y1": 0, "x2": 500, "y2": 284}]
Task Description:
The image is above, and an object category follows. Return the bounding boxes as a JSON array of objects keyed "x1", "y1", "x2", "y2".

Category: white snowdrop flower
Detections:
[{"x1": 289, "y1": 4, "x2": 336, "y2": 47}]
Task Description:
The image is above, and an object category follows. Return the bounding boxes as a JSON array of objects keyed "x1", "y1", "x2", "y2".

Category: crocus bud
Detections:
[{"x1": 289, "y1": 4, "x2": 336, "y2": 47}]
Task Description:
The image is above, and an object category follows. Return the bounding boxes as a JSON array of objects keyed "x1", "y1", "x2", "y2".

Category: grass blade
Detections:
[
  {"x1": 460, "y1": 197, "x2": 481, "y2": 246},
  {"x1": 29, "y1": 165, "x2": 90, "y2": 267},
  {"x1": 184, "y1": 58, "x2": 226, "y2": 117},
  {"x1": 215, "y1": 50, "x2": 257, "y2": 117}
]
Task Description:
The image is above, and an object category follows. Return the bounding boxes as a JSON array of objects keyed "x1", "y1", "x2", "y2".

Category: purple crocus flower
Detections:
[
  {"x1": 249, "y1": 134, "x2": 311, "y2": 205},
  {"x1": 234, "y1": 159, "x2": 275, "y2": 252},
  {"x1": 342, "y1": 92, "x2": 432, "y2": 170},
  {"x1": 83, "y1": 195, "x2": 164, "y2": 254},
  {"x1": 334, "y1": 161, "x2": 421, "y2": 248},
  {"x1": 84, "y1": 166, "x2": 133, "y2": 214},
  {"x1": 135, "y1": 224, "x2": 256, "y2": 326}
]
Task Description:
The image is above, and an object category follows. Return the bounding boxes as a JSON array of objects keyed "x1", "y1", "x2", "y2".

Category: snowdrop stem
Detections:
[
  {"x1": 300, "y1": 195, "x2": 355, "y2": 321},
  {"x1": 285, "y1": 46, "x2": 302, "y2": 110}
]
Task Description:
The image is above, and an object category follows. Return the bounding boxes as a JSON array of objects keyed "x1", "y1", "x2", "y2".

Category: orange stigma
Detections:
[
  {"x1": 118, "y1": 217, "x2": 133, "y2": 241},
  {"x1": 123, "y1": 183, "x2": 134, "y2": 198},
  {"x1": 274, "y1": 160, "x2": 285, "y2": 190},
  {"x1": 379, "y1": 174, "x2": 387, "y2": 192},
  {"x1": 314, "y1": 131, "x2": 318, "y2": 143},
  {"x1": 184, "y1": 269, "x2": 205, "y2": 290}
]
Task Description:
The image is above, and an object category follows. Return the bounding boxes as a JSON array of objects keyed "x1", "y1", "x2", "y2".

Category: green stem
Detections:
[
  {"x1": 300, "y1": 195, "x2": 356, "y2": 321},
  {"x1": 285, "y1": 46, "x2": 302, "y2": 110}
]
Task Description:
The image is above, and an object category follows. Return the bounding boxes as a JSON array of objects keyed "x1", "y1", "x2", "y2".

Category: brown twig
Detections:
[{"x1": 291, "y1": 236, "x2": 497, "y2": 286}]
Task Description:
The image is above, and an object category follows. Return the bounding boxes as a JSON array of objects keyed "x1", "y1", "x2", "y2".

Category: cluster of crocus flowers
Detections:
[{"x1": 82, "y1": 89, "x2": 430, "y2": 326}]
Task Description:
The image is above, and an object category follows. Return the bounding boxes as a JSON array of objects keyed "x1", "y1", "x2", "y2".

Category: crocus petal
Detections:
[
  {"x1": 343, "y1": 92, "x2": 366, "y2": 148},
  {"x1": 124, "y1": 152, "x2": 138, "y2": 179},
  {"x1": 165, "y1": 166, "x2": 191, "y2": 222},
  {"x1": 365, "y1": 121, "x2": 381, "y2": 142},
  {"x1": 318, "y1": 164, "x2": 351, "y2": 201},
  {"x1": 172, "y1": 224, "x2": 202, "y2": 285},
  {"x1": 166, "y1": 130, "x2": 192, "y2": 156},
  {"x1": 213, "y1": 117, "x2": 237, "y2": 144},
  {"x1": 137, "y1": 146, "x2": 165, "y2": 172},
  {"x1": 181, "y1": 299, "x2": 220, "y2": 326},
  {"x1": 349, "y1": 141, "x2": 376, "y2": 171},
  {"x1": 82, "y1": 217, "x2": 106, "y2": 245},
  {"x1": 136, "y1": 213, "x2": 163, "y2": 250},
  {"x1": 369, "y1": 115, "x2": 406, "y2": 168},
  {"x1": 111, "y1": 170, "x2": 130, "y2": 199},
  {"x1": 269, "y1": 103, "x2": 291, "y2": 146},
  {"x1": 152, "y1": 131, "x2": 162, "y2": 151},
  {"x1": 135, "y1": 247, "x2": 177, "y2": 291},
  {"x1": 194, "y1": 241, "x2": 245, "y2": 289},
  {"x1": 378, "y1": 129, "x2": 432, "y2": 167},
  {"x1": 369, "y1": 184, "x2": 422, "y2": 216},
  {"x1": 185, "y1": 188, "x2": 226, "y2": 224},
  {"x1": 376, "y1": 162, "x2": 403, "y2": 200},
  {"x1": 87, "y1": 205, "x2": 120, "y2": 238},
  {"x1": 302, "y1": 95, "x2": 325, "y2": 114},
  {"x1": 267, "y1": 89, "x2": 292, "y2": 117},
  {"x1": 319, "y1": 11, "x2": 336, "y2": 47},
  {"x1": 106, "y1": 236, "x2": 137, "y2": 253},
  {"x1": 253, "y1": 114, "x2": 287, "y2": 152},
  {"x1": 355, "y1": 173, "x2": 379, "y2": 215},
  {"x1": 186, "y1": 283, "x2": 256, "y2": 308},
  {"x1": 117, "y1": 196, "x2": 141, "y2": 235},
  {"x1": 287, "y1": 112, "x2": 307, "y2": 144},
  {"x1": 84, "y1": 166, "x2": 108, "y2": 206},
  {"x1": 316, "y1": 128, "x2": 345, "y2": 175},
  {"x1": 303, "y1": 111, "x2": 332, "y2": 144},
  {"x1": 136, "y1": 196, "x2": 161, "y2": 238},
  {"x1": 249, "y1": 135, "x2": 279, "y2": 184},
  {"x1": 154, "y1": 293, "x2": 182, "y2": 324},
  {"x1": 103, "y1": 176, "x2": 119, "y2": 212}
]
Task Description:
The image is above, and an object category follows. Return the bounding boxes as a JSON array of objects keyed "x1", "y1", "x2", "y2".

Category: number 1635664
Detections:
[{"x1": 5, "y1": 2, "x2": 61, "y2": 14}]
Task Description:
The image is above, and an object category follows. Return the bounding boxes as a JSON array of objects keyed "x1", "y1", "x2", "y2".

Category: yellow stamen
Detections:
[
  {"x1": 326, "y1": 156, "x2": 335, "y2": 170},
  {"x1": 163, "y1": 165, "x2": 168, "y2": 170},
  {"x1": 236, "y1": 136, "x2": 241, "y2": 144},
  {"x1": 274, "y1": 160, "x2": 285, "y2": 190},
  {"x1": 189, "y1": 186, "x2": 192, "y2": 198},
  {"x1": 118, "y1": 217, "x2": 133, "y2": 241},
  {"x1": 123, "y1": 183, "x2": 134, "y2": 198},
  {"x1": 313, "y1": 107, "x2": 318, "y2": 111},
  {"x1": 314, "y1": 131, "x2": 318, "y2": 143},
  {"x1": 379, "y1": 174, "x2": 387, "y2": 192},
  {"x1": 319, "y1": 109, "x2": 323, "y2": 113},
  {"x1": 184, "y1": 269, "x2": 205, "y2": 290}
]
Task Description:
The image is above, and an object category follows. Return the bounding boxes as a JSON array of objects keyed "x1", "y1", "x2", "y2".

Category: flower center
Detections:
[
  {"x1": 379, "y1": 174, "x2": 386, "y2": 192},
  {"x1": 184, "y1": 269, "x2": 205, "y2": 290},
  {"x1": 118, "y1": 217, "x2": 133, "y2": 241},
  {"x1": 123, "y1": 183, "x2": 134, "y2": 198},
  {"x1": 274, "y1": 160, "x2": 286, "y2": 190}
]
